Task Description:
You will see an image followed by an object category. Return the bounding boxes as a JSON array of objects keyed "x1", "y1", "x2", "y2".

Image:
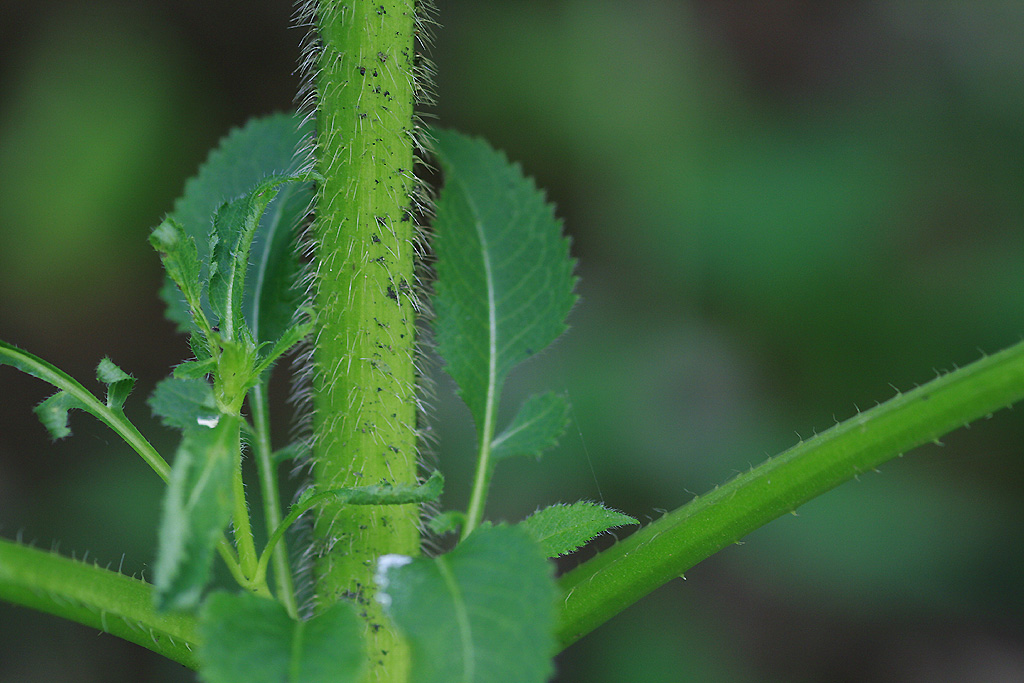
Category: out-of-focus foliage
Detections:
[{"x1": 1, "y1": 1, "x2": 1023, "y2": 681}]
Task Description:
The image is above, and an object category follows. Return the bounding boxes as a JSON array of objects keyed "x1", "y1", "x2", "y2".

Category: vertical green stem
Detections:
[
  {"x1": 227, "y1": 414, "x2": 259, "y2": 581},
  {"x1": 462, "y1": 421, "x2": 496, "y2": 540},
  {"x1": 311, "y1": 1, "x2": 420, "y2": 680},
  {"x1": 251, "y1": 384, "x2": 298, "y2": 617}
]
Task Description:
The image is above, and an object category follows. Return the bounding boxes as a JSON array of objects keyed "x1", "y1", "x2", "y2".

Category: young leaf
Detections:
[
  {"x1": 198, "y1": 591, "x2": 363, "y2": 683},
  {"x1": 154, "y1": 416, "x2": 239, "y2": 611},
  {"x1": 173, "y1": 358, "x2": 217, "y2": 380},
  {"x1": 33, "y1": 357, "x2": 135, "y2": 440},
  {"x1": 427, "y1": 510, "x2": 467, "y2": 536},
  {"x1": 149, "y1": 218, "x2": 205, "y2": 331},
  {"x1": 519, "y1": 502, "x2": 639, "y2": 558},
  {"x1": 96, "y1": 357, "x2": 135, "y2": 411},
  {"x1": 33, "y1": 391, "x2": 88, "y2": 440},
  {"x1": 0, "y1": 341, "x2": 170, "y2": 478},
  {"x1": 252, "y1": 315, "x2": 313, "y2": 378},
  {"x1": 430, "y1": 130, "x2": 578, "y2": 433},
  {"x1": 160, "y1": 113, "x2": 312, "y2": 332},
  {"x1": 148, "y1": 377, "x2": 218, "y2": 431},
  {"x1": 207, "y1": 174, "x2": 307, "y2": 342},
  {"x1": 245, "y1": 177, "x2": 311, "y2": 348},
  {"x1": 382, "y1": 525, "x2": 557, "y2": 683},
  {"x1": 491, "y1": 392, "x2": 570, "y2": 462}
]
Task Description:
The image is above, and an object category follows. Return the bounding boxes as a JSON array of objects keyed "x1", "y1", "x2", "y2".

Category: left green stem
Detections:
[{"x1": 0, "y1": 537, "x2": 200, "y2": 669}]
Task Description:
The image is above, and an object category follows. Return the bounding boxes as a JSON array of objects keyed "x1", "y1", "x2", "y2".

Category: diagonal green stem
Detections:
[
  {"x1": 0, "y1": 537, "x2": 199, "y2": 669},
  {"x1": 0, "y1": 341, "x2": 170, "y2": 481},
  {"x1": 556, "y1": 339, "x2": 1024, "y2": 649}
]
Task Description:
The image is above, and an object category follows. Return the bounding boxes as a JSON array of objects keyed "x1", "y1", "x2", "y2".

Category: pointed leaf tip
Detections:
[{"x1": 520, "y1": 502, "x2": 639, "y2": 558}]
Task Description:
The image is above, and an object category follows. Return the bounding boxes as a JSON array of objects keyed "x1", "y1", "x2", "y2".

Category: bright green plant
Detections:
[{"x1": 3, "y1": 3, "x2": 1024, "y2": 682}]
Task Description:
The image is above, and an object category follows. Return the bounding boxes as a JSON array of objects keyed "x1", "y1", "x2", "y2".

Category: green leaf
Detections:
[
  {"x1": 294, "y1": 471, "x2": 444, "y2": 512},
  {"x1": 207, "y1": 174, "x2": 307, "y2": 342},
  {"x1": 173, "y1": 358, "x2": 216, "y2": 379},
  {"x1": 160, "y1": 113, "x2": 312, "y2": 332},
  {"x1": 198, "y1": 591, "x2": 363, "y2": 683},
  {"x1": 252, "y1": 314, "x2": 313, "y2": 378},
  {"x1": 31, "y1": 357, "x2": 135, "y2": 440},
  {"x1": 430, "y1": 130, "x2": 578, "y2": 433},
  {"x1": 428, "y1": 510, "x2": 467, "y2": 536},
  {"x1": 245, "y1": 176, "x2": 312, "y2": 347},
  {"x1": 383, "y1": 525, "x2": 557, "y2": 683},
  {"x1": 149, "y1": 218, "x2": 205, "y2": 330},
  {"x1": 519, "y1": 502, "x2": 638, "y2": 558},
  {"x1": 271, "y1": 441, "x2": 308, "y2": 465},
  {"x1": 96, "y1": 357, "x2": 135, "y2": 411},
  {"x1": 0, "y1": 340, "x2": 171, "y2": 478},
  {"x1": 154, "y1": 416, "x2": 239, "y2": 611},
  {"x1": 491, "y1": 392, "x2": 570, "y2": 462},
  {"x1": 148, "y1": 377, "x2": 218, "y2": 431},
  {"x1": 33, "y1": 391, "x2": 88, "y2": 440}
]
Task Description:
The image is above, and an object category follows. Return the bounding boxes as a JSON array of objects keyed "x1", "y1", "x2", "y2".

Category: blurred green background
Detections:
[{"x1": 2, "y1": 1, "x2": 1024, "y2": 681}]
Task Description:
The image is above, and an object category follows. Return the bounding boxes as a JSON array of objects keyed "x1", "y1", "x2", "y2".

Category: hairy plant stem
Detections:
[
  {"x1": 0, "y1": 537, "x2": 199, "y2": 668},
  {"x1": 311, "y1": 1, "x2": 420, "y2": 679},
  {"x1": 556, "y1": 340, "x2": 1024, "y2": 648}
]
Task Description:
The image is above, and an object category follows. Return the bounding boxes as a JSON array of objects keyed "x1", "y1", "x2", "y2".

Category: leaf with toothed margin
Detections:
[
  {"x1": 33, "y1": 392, "x2": 89, "y2": 441},
  {"x1": 429, "y1": 129, "x2": 578, "y2": 440},
  {"x1": 150, "y1": 218, "x2": 205, "y2": 329},
  {"x1": 198, "y1": 591, "x2": 364, "y2": 683},
  {"x1": 382, "y1": 525, "x2": 557, "y2": 683},
  {"x1": 491, "y1": 392, "x2": 570, "y2": 462},
  {"x1": 154, "y1": 417, "x2": 238, "y2": 612},
  {"x1": 148, "y1": 377, "x2": 218, "y2": 431},
  {"x1": 96, "y1": 357, "x2": 136, "y2": 411},
  {"x1": 207, "y1": 174, "x2": 310, "y2": 343},
  {"x1": 159, "y1": 113, "x2": 313, "y2": 343},
  {"x1": 519, "y1": 502, "x2": 638, "y2": 558}
]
